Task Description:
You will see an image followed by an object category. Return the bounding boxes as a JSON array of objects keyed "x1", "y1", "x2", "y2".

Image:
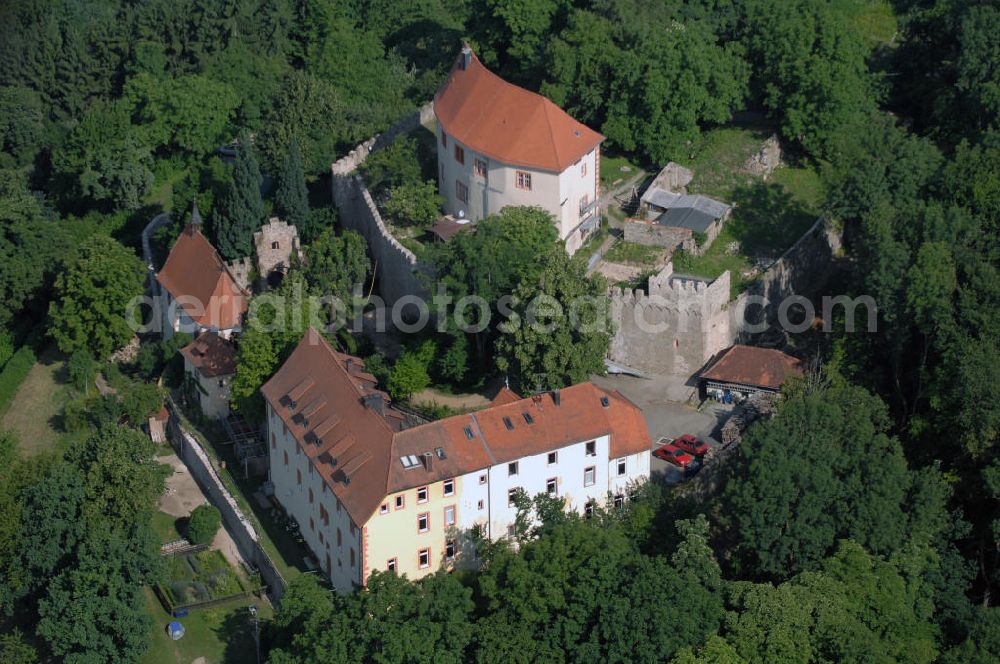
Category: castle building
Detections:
[
  {"x1": 179, "y1": 332, "x2": 237, "y2": 419},
  {"x1": 155, "y1": 203, "x2": 249, "y2": 339},
  {"x1": 434, "y1": 45, "x2": 604, "y2": 255},
  {"x1": 262, "y1": 329, "x2": 651, "y2": 590}
]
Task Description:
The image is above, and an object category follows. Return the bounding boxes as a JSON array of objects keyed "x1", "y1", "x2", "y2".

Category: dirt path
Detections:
[{"x1": 159, "y1": 453, "x2": 244, "y2": 570}]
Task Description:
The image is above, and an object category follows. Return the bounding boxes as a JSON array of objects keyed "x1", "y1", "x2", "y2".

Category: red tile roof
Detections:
[
  {"x1": 699, "y1": 345, "x2": 804, "y2": 390},
  {"x1": 434, "y1": 46, "x2": 604, "y2": 173},
  {"x1": 490, "y1": 386, "x2": 522, "y2": 405},
  {"x1": 180, "y1": 332, "x2": 237, "y2": 378},
  {"x1": 156, "y1": 226, "x2": 249, "y2": 331},
  {"x1": 262, "y1": 329, "x2": 651, "y2": 525}
]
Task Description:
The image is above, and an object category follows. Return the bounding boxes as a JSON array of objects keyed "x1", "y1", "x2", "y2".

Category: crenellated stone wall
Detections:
[
  {"x1": 609, "y1": 216, "x2": 841, "y2": 377},
  {"x1": 331, "y1": 103, "x2": 436, "y2": 305},
  {"x1": 609, "y1": 263, "x2": 739, "y2": 376}
]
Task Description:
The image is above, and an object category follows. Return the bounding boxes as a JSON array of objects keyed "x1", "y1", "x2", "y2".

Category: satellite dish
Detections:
[{"x1": 457, "y1": 209, "x2": 465, "y2": 218}]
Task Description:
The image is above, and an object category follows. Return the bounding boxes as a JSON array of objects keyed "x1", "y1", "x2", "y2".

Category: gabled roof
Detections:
[
  {"x1": 700, "y1": 345, "x2": 803, "y2": 390},
  {"x1": 646, "y1": 191, "x2": 732, "y2": 233},
  {"x1": 262, "y1": 329, "x2": 651, "y2": 525},
  {"x1": 179, "y1": 332, "x2": 237, "y2": 378},
  {"x1": 156, "y1": 226, "x2": 249, "y2": 330},
  {"x1": 434, "y1": 46, "x2": 604, "y2": 173}
]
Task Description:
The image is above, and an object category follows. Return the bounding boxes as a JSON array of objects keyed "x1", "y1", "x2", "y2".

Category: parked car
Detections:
[
  {"x1": 653, "y1": 441, "x2": 695, "y2": 467},
  {"x1": 673, "y1": 434, "x2": 710, "y2": 457}
]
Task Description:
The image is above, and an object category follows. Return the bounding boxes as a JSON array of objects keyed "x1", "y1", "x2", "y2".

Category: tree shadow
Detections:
[
  {"x1": 727, "y1": 181, "x2": 814, "y2": 259},
  {"x1": 218, "y1": 603, "x2": 261, "y2": 664}
]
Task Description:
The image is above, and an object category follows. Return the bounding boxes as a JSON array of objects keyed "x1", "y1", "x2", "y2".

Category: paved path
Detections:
[{"x1": 141, "y1": 212, "x2": 171, "y2": 287}]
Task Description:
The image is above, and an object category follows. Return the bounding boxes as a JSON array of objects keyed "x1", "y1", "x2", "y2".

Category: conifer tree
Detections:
[
  {"x1": 215, "y1": 130, "x2": 264, "y2": 260},
  {"x1": 275, "y1": 137, "x2": 309, "y2": 230}
]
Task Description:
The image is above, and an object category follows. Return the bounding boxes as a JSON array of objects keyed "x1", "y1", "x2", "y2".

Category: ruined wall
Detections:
[
  {"x1": 331, "y1": 104, "x2": 436, "y2": 305},
  {"x1": 254, "y1": 217, "x2": 302, "y2": 277},
  {"x1": 609, "y1": 216, "x2": 841, "y2": 377},
  {"x1": 622, "y1": 220, "x2": 692, "y2": 250},
  {"x1": 735, "y1": 216, "x2": 842, "y2": 330}
]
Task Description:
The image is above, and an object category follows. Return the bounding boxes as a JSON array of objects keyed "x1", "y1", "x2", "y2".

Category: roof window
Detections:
[
  {"x1": 503, "y1": 416, "x2": 514, "y2": 430},
  {"x1": 600, "y1": 396, "x2": 610, "y2": 408},
  {"x1": 463, "y1": 425, "x2": 474, "y2": 440},
  {"x1": 522, "y1": 412, "x2": 534, "y2": 424},
  {"x1": 400, "y1": 455, "x2": 421, "y2": 469}
]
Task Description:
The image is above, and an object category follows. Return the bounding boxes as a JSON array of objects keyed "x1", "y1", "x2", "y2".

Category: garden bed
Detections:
[{"x1": 157, "y1": 549, "x2": 261, "y2": 613}]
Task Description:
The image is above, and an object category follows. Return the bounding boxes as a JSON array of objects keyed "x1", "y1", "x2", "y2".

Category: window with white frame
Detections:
[
  {"x1": 547, "y1": 451, "x2": 557, "y2": 465},
  {"x1": 617, "y1": 458, "x2": 626, "y2": 476},
  {"x1": 508, "y1": 488, "x2": 519, "y2": 507},
  {"x1": 445, "y1": 540, "x2": 456, "y2": 561},
  {"x1": 515, "y1": 171, "x2": 532, "y2": 190},
  {"x1": 546, "y1": 478, "x2": 557, "y2": 495},
  {"x1": 443, "y1": 479, "x2": 455, "y2": 496},
  {"x1": 417, "y1": 486, "x2": 428, "y2": 503},
  {"x1": 508, "y1": 461, "x2": 518, "y2": 476},
  {"x1": 444, "y1": 505, "x2": 456, "y2": 526},
  {"x1": 584, "y1": 466, "x2": 596, "y2": 487},
  {"x1": 585, "y1": 440, "x2": 596, "y2": 456},
  {"x1": 387, "y1": 557, "x2": 397, "y2": 571},
  {"x1": 418, "y1": 548, "x2": 430, "y2": 569},
  {"x1": 474, "y1": 158, "x2": 487, "y2": 178},
  {"x1": 418, "y1": 512, "x2": 429, "y2": 533}
]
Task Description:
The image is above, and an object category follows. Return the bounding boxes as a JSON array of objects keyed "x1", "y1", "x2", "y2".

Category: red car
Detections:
[
  {"x1": 653, "y1": 441, "x2": 694, "y2": 467},
  {"x1": 673, "y1": 434, "x2": 710, "y2": 457}
]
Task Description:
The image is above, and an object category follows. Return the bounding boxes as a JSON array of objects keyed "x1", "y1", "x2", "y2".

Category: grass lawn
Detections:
[
  {"x1": 604, "y1": 241, "x2": 662, "y2": 267},
  {"x1": 666, "y1": 125, "x2": 825, "y2": 297},
  {"x1": 842, "y1": 0, "x2": 897, "y2": 48},
  {"x1": 142, "y1": 587, "x2": 271, "y2": 664},
  {"x1": 600, "y1": 152, "x2": 642, "y2": 190},
  {"x1": 0, "y1": 344, "x2": 77, "y2": 457},
  {"x1": 152, "y1": 510, "x2": 184, "y2": 544}
]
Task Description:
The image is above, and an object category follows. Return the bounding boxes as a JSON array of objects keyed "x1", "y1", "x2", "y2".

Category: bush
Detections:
[
  {"x1": 187, "y1": 504, "x2": 222, "y2": 545},
  {"x1": 68, "y1": 349, "x2": 96, "y2": 393},
  {"x1": 387, "y1": 340, "x2": 435, "y2": 401},
  {"x1": 0, "y1": 346, "x2": 36, "y2": 414},
  {"x1": 0, "y1": 329, "x2": 13, "y2": 368}
]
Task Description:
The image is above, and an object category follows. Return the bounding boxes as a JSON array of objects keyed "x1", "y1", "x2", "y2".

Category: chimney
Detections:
[
  {"x1": 423, "y1": 452, "x2": 433, "y2": 472},
  {"x1": 552, "y1": 389, "x2": 561, "y2": 406},
  {"x1": 460, "y1": 43, "x2": 472, "y2": 70}
]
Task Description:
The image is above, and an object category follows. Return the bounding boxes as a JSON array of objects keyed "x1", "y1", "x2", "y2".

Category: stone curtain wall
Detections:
[
  {"x1": 608, "y1": 216, "x2": 842, "y2": 378},
  {"x1": 166, "y1": 406, "x2": 288, "y2": 604},
  {"x1": 331, "y1": 104, "x2": 435, "y2": 305}
]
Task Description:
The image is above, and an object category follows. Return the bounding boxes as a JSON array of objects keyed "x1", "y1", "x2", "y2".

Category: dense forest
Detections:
[{"x1": 1, "y1": 0, "x2": 999, "y2": 661}]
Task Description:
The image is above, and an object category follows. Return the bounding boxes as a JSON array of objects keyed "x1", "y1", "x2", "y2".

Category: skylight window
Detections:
[
  {"x1": 522, "y1": 412, "x2": 534, "y2": 424},
  {"x1": 400, "y1": 455, "x2": 421, "y2": 469},
  {"x1": 600, "y1": 396, "x2": 610, "y2": 408},
  {"x1": 463, "y1": 426, "x2": 474, "y2": 440},
  {"x1": 503, "y1": 416, "x2": 514, "y2": 431}
]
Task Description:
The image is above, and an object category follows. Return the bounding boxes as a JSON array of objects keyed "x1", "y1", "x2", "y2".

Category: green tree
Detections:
[
  {"x1": 187, "y1": 504, "x2": 222, "y2": 545},
  {"x1": 0, "y1": 629, "x2": 37, "y2": 664},
  {"x1": 383, "y1": 181, "x2": 443, "y2": 228},
  {"x1": 724, "y1": 372, "x2": 947, "y2": 579},
  {"x1": 48, "y1": 235, "x2": 145, "y2": 358},
  {"x1": 215, "y1": 130, "x2": 265, "y2": 260},
  {"x1": 737, "y1": 0, "x2": 880, "y2": 158},
  {"x1": 496, "y1": 251, "x2": 610, "y2": 391},
  {"x1": 125, "y1": 73, "x2": 239, "y2": 157},
  {"x1": 388, "y1": 341, "x2": 435, "y2": 401},
  {"x1": 258, "y1": 71, "x2": 346, "y2": 174},
  {"x1": 36, "y1": 527, "x2": 157, "y2": 663},
  {"x1": 302, "y1": 229, "x2": 370, "y2": 300},
  {"x1": 275, "y1": 137, "x2": 309, "y2": 230}
]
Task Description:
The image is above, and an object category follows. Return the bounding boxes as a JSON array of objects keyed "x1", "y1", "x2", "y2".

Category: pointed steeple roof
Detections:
[{"x1": 190, "y1": 200, "x2": 203, "y2": 227}]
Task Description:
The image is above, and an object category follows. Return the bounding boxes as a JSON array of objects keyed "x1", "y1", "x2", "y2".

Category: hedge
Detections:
[{"x1": 0, "y1": 347, "x2": 36, "y2": 415}]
